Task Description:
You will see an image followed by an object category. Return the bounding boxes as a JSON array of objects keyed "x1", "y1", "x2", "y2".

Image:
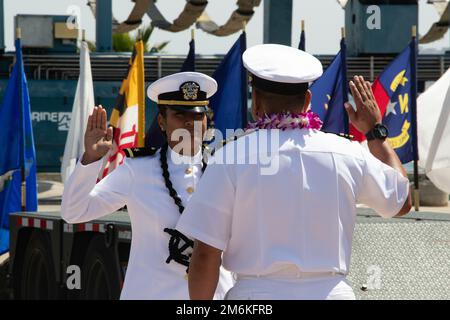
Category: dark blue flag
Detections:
[
  {"x1": 144, "y1": 115, "x2": 166, "y2": 149},
  {"x1": 310, "y1": 38, "x2": 349, "y2": 134},
  {"x1": 145, "y1": 38, "x2": 196, "y2": 148},
  {"x1": 369, "y1": 39, "x2": 418, "y2": 164},
  {"x1": 180, "y1": 39, "x2": 195, "y2": 72},
  {"x1": 298, "y1": 29, "x2": 305, "y2": 51},
  {"x1": 210, "y1": 32, "x2": 248, "y2": 139},
  {"x1": 0, "y1": 38, "x2": 38, "y2": 254}
]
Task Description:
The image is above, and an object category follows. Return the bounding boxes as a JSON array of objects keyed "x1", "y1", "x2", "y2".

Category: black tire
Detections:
[
  {"x1": 20, "y1": 231, "x2": 59, "y2": 300},
  {"x1": 79, "y1": 235, "x2": 121, "y2": 300}
]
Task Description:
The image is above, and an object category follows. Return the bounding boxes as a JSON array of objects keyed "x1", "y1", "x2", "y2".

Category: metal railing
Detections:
[{"x1": 1, "y1": 53, "x2": 449, "y2": 83}]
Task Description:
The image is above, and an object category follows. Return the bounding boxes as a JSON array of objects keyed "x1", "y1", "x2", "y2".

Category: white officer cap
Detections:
[
  {"x1": 147, "y1": 72, "x2": 218, "y2": 113},
  {"x1": 243, "y1": 44, "x2": 323, "y2": 95}
]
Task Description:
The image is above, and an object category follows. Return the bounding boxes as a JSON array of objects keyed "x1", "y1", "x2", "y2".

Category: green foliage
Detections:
[
  {"x1": 112, "y1": 32, "x2": 135, "y2": 52},
  {"x1": 84, "y1": 25, "x2": 170, "y2": 53}
]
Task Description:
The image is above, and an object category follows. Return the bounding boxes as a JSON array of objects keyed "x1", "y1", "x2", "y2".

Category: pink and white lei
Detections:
[{"x1": 246, "y1": 111, "x2": 323, "y2": 131}]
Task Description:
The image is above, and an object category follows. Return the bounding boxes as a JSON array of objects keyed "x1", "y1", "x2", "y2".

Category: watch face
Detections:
[{"x1": 375, "y1": 125, "x2": 388, "y2": 138}]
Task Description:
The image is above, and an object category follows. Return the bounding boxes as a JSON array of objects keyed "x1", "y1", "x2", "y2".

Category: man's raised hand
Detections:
[{"x1": 344, "y1": 75, "x2": 382, "y2": 135}]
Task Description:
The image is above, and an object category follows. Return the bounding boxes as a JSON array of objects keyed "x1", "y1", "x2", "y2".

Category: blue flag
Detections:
[
  {"x1": 310, "y1": 38, "x2": 349, "y2": 134},
  {"x1": 0, "y1": 39, "x2": 38, "y2": 254},
  {"x1": 145, "y1": 38, "x2": 196, "y2": 148},
  {"x1": 298, "y1": 29, "x2": 305, "y2": 51},
  {"x1": 210, "y1": 32, "x2": 248, "y2": 139},
  {"x1": 180, "y1": 39, "x2": 195, "y2": 72},
  {"x1": 370, "y1": 39, "x2": 418, "y2": 164}
]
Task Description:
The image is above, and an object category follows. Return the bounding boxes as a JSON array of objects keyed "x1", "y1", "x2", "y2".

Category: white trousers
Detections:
[{"x1": 225, "y1": 273, "x2": 356, "y2": 300}]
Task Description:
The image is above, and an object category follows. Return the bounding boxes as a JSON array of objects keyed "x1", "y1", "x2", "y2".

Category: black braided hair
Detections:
[
  {"x1": 159, "y1": 143, "x2": 207, "y2": 272},
  {"x1": 201, "y1": 146, "x2": 207, "y2": 173},
  {"x1": 160, "y1": 143, "x2": 184, "y2": 214}
]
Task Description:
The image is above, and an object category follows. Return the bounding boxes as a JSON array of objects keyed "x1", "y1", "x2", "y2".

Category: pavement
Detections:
[
  {"x1": 413, "y1": 203, "x2": 450, "y2": 214},
  {"x1": 357, "y1": 203, "x2": 450, "y2": 215},
  {"x1": 38, "y1": 179, "x2": 64, "y2": 212}
]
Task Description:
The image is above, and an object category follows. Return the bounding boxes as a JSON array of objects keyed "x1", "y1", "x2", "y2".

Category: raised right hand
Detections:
[
  {"x1": 81, "y1": 106, "x2": 113, "y2": 165},
  {"x1": 345, "y1": 75, "x2": 382, "y2": 135}
]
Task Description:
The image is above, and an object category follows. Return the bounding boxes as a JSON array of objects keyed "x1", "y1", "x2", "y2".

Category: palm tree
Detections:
[
  {"x1": 85, "y1": 25, "x2": 169, "y2": 53},
  {"x1": 113, "y1": 25, "x2": 169, "y2": 53}
]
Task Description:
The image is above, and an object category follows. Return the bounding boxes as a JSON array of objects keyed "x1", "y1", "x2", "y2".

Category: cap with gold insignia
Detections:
[
  {"x1": 243, "y1": 44, "x2": 323, "y2": 95},
  {"x1": 147, "y1": 72, "x2": 217, "y2": 113}
]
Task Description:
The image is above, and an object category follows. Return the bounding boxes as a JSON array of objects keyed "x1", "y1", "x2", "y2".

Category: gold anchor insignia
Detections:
[{"x1": 181, "y1": 82, "x2": 200, "y2": 100}]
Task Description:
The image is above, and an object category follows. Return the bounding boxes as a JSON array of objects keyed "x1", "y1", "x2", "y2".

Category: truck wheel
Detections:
[
  {"x1": 79, "y1": 235, "x2": 121, "y2": 300},
  {"x1": 20, "y1": 231, "x2": 59, "y2": 300}
]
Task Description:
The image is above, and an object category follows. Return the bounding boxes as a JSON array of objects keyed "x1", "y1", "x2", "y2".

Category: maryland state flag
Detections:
[
  {"x1": 310, "y1": 38, "x2": 349, "y2": 134},
  {"x1": 100, "y1": 41, "x2": 145, "y2": 178},
  {"x1": 351, "y1": 39, "x2": 418, "y2": 164}
]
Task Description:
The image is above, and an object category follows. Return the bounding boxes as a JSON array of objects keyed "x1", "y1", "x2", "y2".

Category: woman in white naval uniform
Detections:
[{"x1": 61, "y1": 72, "x2": 233, "y2": 300}]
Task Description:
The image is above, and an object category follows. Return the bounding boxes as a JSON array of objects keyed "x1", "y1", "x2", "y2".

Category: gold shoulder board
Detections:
[{"x1": 123, "y1": 147, "x2": 159, "y2": 158}]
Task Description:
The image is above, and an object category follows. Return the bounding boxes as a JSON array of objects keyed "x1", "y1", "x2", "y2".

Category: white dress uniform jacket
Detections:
[
  {"x1": 176, "y1": 129, "x2": 410, "y2": 299},
  {"x1": 61, "y1": 147, "x2": 234, "y2": 300}
]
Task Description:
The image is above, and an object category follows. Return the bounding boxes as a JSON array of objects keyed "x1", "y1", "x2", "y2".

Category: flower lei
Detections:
[{"x1": 246, "y1": 111, "x2": 323, "y2": 131}]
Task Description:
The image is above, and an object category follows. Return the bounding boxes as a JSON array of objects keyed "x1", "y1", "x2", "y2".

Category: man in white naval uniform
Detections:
[
  {"x1": 176, "y1": 45, "x2": 412, "y2": 300},
  {"x1": 61, "y1": 72, "x2": 233, "y2": 300}
]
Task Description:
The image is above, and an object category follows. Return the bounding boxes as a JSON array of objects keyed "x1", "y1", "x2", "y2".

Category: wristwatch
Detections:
[{"x1": 365, "y1": 123, "x2": 389, "y2": 141}]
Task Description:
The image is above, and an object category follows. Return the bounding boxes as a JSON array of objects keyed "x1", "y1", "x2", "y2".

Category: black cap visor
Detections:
[{"x1": 159, "y1": 105, "x2": 209, "y2": 114}]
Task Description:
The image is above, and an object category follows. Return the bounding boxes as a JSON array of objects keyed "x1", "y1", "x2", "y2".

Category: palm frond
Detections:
[
  {"x1": 110, "y1": 24, "x2": 169, "y2": 53},
  {"x1": 152, "y1": 41, "x2": 169, "y2": 52},
  {"x1": 140, "y1": 26, "x2": 154, "y2": 44}
]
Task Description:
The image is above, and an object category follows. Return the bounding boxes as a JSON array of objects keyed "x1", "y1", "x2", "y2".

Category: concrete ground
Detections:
[
  {"x1": 37, "y1": 178, "x2": 63, "y2": 212},
  {"x1": 413, "y1": 203, "x2": 450, "y2": 214},
  {"x1": 358, "y1": 203, "x2": 450, "y2": 215}
]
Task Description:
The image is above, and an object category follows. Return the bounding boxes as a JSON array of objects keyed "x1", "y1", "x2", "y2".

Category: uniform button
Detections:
[
  {"x1": 184, "y1": 273, "x2": 189, "y2": 281},
  {"x1": 185, "y1": 167, "x2": 192, "y2": 174},
  {"x1": 186, "y1": 186, "x2": 194, "y2": 194}
]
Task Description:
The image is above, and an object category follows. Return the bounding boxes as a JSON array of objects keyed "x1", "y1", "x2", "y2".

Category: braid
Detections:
[
  {"x1": 161, "y1": 143, "x2": 205, "y2": 272},
  {"x1": 160, "y1": 143, "x2": 185, "y2": 214},
  {"x1": 201, "y1": 144, "x2": 208, "y2": 173}
]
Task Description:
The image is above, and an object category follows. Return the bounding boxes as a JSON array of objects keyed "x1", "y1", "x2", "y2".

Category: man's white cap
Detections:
[
  {"x1": 243, "y1": 44, "x2": 323, "y2": 94},
  {"x1": 147, "y1": 72, "x2": 217, "y2": 113}
]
